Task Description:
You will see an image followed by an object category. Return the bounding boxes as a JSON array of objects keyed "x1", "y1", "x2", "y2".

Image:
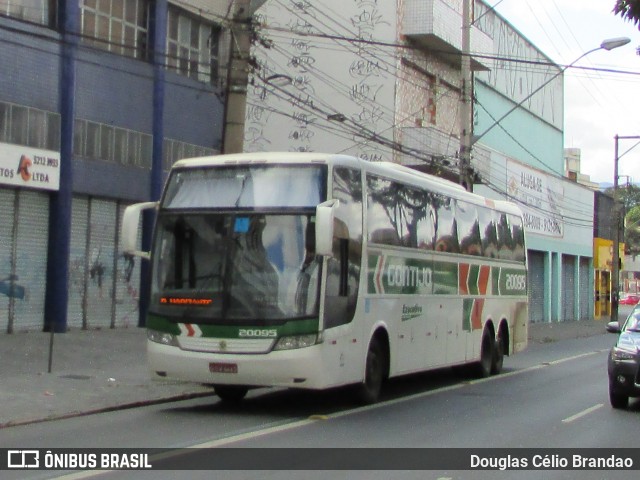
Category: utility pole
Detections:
[
  {"x1": 611, "y1": 133, "x2": 640, "y2": 323},
  {"x1": 222, "y1": 0, "x2": 256, "y2": 154},
  {"x1": 612, "y1": 135, "x2": 620, "y2": 324},
  {"x1": 459, "y1": 0, "x2": 473, "y2": 192}
]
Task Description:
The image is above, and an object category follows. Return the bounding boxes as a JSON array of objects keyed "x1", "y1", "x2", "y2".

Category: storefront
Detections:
[{"x1": 0, "y1": 143, "x2": 58, "y2": 332}]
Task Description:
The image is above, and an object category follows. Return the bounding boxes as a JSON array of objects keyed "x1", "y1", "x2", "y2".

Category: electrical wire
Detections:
[{"x1": 0, "y1": 4, "x2": 634, "y2": 226}]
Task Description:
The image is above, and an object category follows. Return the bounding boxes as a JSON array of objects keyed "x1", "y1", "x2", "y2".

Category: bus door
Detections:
[{"x1": 321, "y1": 167, "x2": 363, "y2": 378}]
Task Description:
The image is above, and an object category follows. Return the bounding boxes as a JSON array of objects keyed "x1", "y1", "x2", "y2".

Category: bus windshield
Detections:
[
  {"x1": 150, "y1": 213, "x2": 321, "y2": 324},
  {"x1": 163, "y1": 165, "x2": 324, "y2": 209}
]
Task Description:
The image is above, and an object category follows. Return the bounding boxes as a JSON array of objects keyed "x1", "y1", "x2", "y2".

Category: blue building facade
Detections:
[{"x1": 0, "y1": 1, "x2": 225, "y2": 333}]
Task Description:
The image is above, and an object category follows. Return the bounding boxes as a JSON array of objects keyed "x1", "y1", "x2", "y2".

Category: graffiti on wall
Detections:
[{"x1": 247, "y1": 0, "x2": 396, "y2": 161}]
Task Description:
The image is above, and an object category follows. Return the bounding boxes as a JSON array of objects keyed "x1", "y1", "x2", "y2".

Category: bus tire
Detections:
[
  {"x1": 355, "y1": 337, "x2": 386, "y2": 404},
  {"x1": 475, "y1": 328, "x2": 494, "y2": 378},
  {"x1": 214, "y1": 385, "x2": 249, "y2": 403},
  {"x1": 491, "y1": 331, "x2": 505, "y2": 375}
]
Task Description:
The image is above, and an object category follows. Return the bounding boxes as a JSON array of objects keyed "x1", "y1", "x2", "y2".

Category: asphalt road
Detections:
[{"x1": 2, "y1": 329, "x2": 638, "y2": 480}]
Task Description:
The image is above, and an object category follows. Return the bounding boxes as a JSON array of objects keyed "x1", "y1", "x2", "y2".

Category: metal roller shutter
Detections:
[
  {"x1": 86, "y1": 198, "x2": 117, "y2": 328},
  {"x1": 13, "y1": 189, "x2": 49, "y2": 331},
  {"x1": 528, "y1": 250, "x2": 545, "y2": 323},
  {"x1": 68, "y1": 196, "x2": 90, "y2": 329},
  {"x1": 0, "y1": 189, "x2": 15, "y2": 333},
  {"x1": 562, "y1": 255, "x2": 576, "y2": 321},
  {"x1": 579, "y1": 258, "x2": 592, "y2": 320},
  {"x1": 114, "y1": 203, "x2": 142, "y2": 327}
]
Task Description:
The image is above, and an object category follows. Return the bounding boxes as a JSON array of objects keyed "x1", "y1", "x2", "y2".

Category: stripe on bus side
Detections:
[
  {"x1": 462, "y1": 298, "x2": 485, "y2": 332},
  {"x1": 146, "y1": 314, "x2": 320, "y2": 338},
  {"x1": 459, "y1": 264, "x2": 491, "y2": 296},
  {"x1": 459, "y1": 263, "x2": 470, "y2": 295},
  {"x1": 368, "y1": 254, "x2": 524, "y2": 298}
]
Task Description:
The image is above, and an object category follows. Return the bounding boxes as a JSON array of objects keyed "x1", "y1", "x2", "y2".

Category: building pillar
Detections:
[
  {"x1": 588, "y1": 257, "x2": 595, "y2": 319},
  {"x1": 552, "y1": 253, "x2": 562, "y2": 322},
  {"x1": 139, "y1": 0, "x2": 167, "y2": 327},
  {"x1": 543, "y1": 251, "x2": 552, "y2": 322},
  {"x1": 574, "y1": 256, "x2": 581, "y2": 320},
  {"x1": 44, "y1": 0, "x2": 79, "y2": 332}
]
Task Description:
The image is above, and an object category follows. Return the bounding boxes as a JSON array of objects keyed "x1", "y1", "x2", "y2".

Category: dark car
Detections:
[{"x1": 607, "y1": 312, "x2": 640, "y2": 409}]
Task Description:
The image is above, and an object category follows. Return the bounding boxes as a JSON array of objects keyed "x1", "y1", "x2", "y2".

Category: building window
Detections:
[
  {"x1": 0, "y1": 0, "x2": 55, "y2": 26},
  {"x1": 163, "y1": 138, "x2": 216, "y2": 170},
  {"x1": 80, "y1": 0, "x2": 149, "y2": 60},
  {"x1": 166, "y1": 6, "x2": 220, "y2": 84},
  {"x1": 73, "y1": 118, "x2": 152, "y2": 168},
  {"x1": 0, "y1": 101, "x2": 60, "y2": 150}
]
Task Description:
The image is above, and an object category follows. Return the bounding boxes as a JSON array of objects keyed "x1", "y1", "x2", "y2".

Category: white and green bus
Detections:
[{"x1": 122, "y1": 152, "x2": 528, "y2": 403}]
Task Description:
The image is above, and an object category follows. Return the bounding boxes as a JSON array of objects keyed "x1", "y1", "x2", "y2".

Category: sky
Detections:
[{"x1": 491, "y1": 0, "x2": 640, "y2": 185}]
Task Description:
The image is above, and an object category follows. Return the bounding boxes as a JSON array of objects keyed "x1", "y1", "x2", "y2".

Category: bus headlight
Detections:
[
  {"x1": 273, "y1": 334, "x2": 320, "y2": 351},
  {"x1": 147, "y1": 329, "x2": 179, "y2": 347}
]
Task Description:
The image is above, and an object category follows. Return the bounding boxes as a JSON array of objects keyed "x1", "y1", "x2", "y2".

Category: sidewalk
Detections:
[
  {"x1": 0, "y1": 317, "x2": 613, "y2": 429},
  {"x1": 0, "y1": 327, "x2": 214, "y2": 429}
]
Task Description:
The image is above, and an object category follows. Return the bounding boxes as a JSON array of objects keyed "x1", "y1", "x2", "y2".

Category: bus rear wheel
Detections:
[
  {"x1": 475, "y1": 329, "x2": 494, "y2": 378},
  {"x1": 491, "y1": 331, "x2": 505, "y2": 375},
  {"x1": 355, "y1": 337, "x2": 386, "y2": 404},
  {"x1": 214, "y1": 385, "x2": 249, "y2": 403}
]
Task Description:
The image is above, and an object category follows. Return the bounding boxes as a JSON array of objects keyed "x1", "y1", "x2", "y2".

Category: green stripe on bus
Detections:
[
  {"x1": 467, "y1": 264, "x2": 480, "y2": 295},
  {"x1": 367, "y1": 254, "x2": 435, "y2": 295},
  {"x1": 147, "y1": 314, "x2": 181, "y2": 334},
  {"x1": 462, "y1": 298, "x2": 474, "y2": 332},
  {"x1": 368, "y1": 254, "x2": 526, "y2": 298},
  {"x1": 492, "y1": 267, "x2": 527, "y2": 296},
  {"x1": 367, "y1": 253, "x2": 460, "y2": 295},
  {"x1": 146, "y1": 314, "x2": 319, "y2": 338},
  {"x1": 432, "y1": 260, "x2": 458, "y2": 294}
]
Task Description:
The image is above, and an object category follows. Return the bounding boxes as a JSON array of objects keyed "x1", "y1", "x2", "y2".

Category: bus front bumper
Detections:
[{"x1": 147, "y1": 340, "x2": 335, "y2": 390}]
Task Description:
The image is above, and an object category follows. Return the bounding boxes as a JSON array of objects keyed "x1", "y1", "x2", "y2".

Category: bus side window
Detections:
[
  {"x1": 496, "y1": 213, "x2": 514, "y2": 260},
  {"x1": 457, "y1": 200, "x2": 481, "y2": 256},
  {"x1": 509, "y1": 214, "x2": 526, "y2": 262},
  {"x1": 324, "y1": 167, "x2": 363, "y2": 329},
  {"x1": 416, "y1": 201, "x2": 436, "y2": 251},
  {"x1": 367, "y1": 175, "x2": 402, "y2": 246},
  {"x1": 478, "y1": 206, "x2": 498, "y2": 258},
  {"x1": 434, "y1": 197, "x2": 459, "y2": 253}
]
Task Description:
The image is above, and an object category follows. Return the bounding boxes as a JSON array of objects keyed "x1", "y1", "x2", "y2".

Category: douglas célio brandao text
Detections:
[{"x1": 470, "y1": 453, "x2": 634, "y2": 470}]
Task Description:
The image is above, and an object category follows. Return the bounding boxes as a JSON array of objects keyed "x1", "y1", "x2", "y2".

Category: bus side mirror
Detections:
[
  {"x1": 315, "y1": 199, "x2": 339, "y2": 257},
  {"x1": 121, "y1": 201, "x2": 157, "y2": 260}
]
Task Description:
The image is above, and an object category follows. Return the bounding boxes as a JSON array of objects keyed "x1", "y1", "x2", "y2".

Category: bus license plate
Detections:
[{"x1": 209, "y1": 362, "x2": 238, "y2": 374}]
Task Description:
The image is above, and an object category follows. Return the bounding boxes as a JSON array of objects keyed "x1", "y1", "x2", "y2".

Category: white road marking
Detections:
[{"x1": 562, "y1": 403, "x2": 604, "y2": 424}]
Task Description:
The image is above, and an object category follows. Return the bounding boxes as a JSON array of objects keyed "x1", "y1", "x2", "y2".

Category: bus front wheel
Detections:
[{"x1": 355, "y1": 337, "x2": 386, "y2": 404}]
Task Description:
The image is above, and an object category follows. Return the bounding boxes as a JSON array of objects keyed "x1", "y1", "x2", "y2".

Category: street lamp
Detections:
[
  {"x1": 472, "y1": 37, "x2": 631, "y2": 146},
  {"x1": 612, "y1": 134, "x2": 640, "y2": 323}
]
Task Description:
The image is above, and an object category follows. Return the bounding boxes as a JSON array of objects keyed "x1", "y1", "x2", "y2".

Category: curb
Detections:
[{"x1": 0, "y1": 391, "x2": 217, "y2": 430}]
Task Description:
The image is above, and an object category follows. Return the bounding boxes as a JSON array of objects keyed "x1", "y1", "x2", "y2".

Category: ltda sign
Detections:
[{"x1": 0, "y1": 143, "x2": 60, "y2": 191}]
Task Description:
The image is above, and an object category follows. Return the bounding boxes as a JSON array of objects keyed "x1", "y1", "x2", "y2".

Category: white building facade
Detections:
[{"x1": 245, "y1": 0, "x2": 594, "y2": 322}]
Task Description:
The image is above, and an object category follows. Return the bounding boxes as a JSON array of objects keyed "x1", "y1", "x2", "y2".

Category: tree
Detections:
[
  {"x1": 605, "y1": 184, "x2": 640, "y2": 255},
  {"x1": 613, "y1": 0, "x2": 640, "y2": 26},
  {"x1": 626, "y1": 205, "x2": 640, "y2": 256}
]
